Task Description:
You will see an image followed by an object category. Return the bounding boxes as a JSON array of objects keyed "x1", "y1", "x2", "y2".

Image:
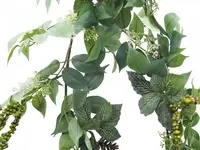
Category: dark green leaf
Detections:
[
  {"x1": 184, "y1": 127, "x2": 199, "y2": 145},
  {"x1": 108, "y1": 104, "x2": 122, "y2": 126},
  {"x1": 127, "y1": 48, "x2": 150, "y2": 73},
  {"x1": 116, "y1": 42, "x2": 129, "y2": 71},
  {"x1": 139, "y1": 93, "x2": 162, "y2": 116},
  {"x1": 150, "y1": 75, "x2": 165, "y2": 93},
  {"x1": 189, "y1": 136, "x2": 200, "y2": 150},
  {"x1": 84, "y1": 73, "x2": 104, "y2": 90},
  {"x1": 147, "y1": 57, "x2": 168, "y2": 77},
  {"x1": 127, "y1": 71, "x2": 152, "y2": 95},
  {"x1": 74, "y1": 0, "x2": 93, "y2": 15},
  {"x1": 68, "y1": 118, "x2": 84, "y2": 147},
  {"x1": 181, "y1": 104, "x2": 196, "y2": 120},
  {"x1": 157, "y1": 34, "x2": 169, "y2": 57},
  {"x1": 84, "y1": 131, "x2": 92, "y2": 150},
  {"x1": 125, "y1": 0, "x2": 144, "y2": 7},
  {"x1": 71, "y1": 54, "x2": 102, "y2": 73},
  {"x1": 61, "y1": 94, "x2": 73, "y2": 114},
  {"x1": 115, "y1": 8, "x2": 131, "y2": 29},
  {"x1": 167, "y1": 54, "x2": 187, "y2": 67},
  {"x1": 129, "y1": 13, "x2": 144, "y2": 39},
  {"x1": 73, "y1": 90, "x2": 88, "y2": 110},
  {"x1": 86, "y1": 96, "x2": 107, "y2": 113},
  {"x1": 164, "y1": 13, "x2": 180, "y2": 37},
  {"x1": 38, "y1": 59, "x2": 60, "y2": 77},
  {"x1": 32, "y1": 93, "x2": 46, "y2": 117},
  {"x1": 183, "y1": 112, "x2": 199, "y2": 127},
  {"x1": 49, "y1": 80, "x2": 60, "y2": 104},
  {"x1": 155, "y1": 101, "x2": 173, "y2": 131},
  {"x1": 96, "y1": 102, "x2": 113, "y2": 122},
  {"x1": 96, "y1": 126, "x2": 121, "y2": 141},
  {"x1": 59, "y1": 133, "x2": 74, "y2": 150},
  {"x1": 166, "y1": 90, "x2": 185, "y2": 103},
  {"x1": 52, "y1": 114, "x2": 69, "y2": 135},
  {"x1": 170, "y1": 31, "x2": 185, "y2": 52},
  {"x1": 62, "y1": 67, "x2": 87, "y2": 90},
  {"x1": 95, "y1": 3, "x2": 112, "y2": 20}
]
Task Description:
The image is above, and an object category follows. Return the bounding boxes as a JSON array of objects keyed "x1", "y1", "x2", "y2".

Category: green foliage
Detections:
[
  {"x1": 32, "y1": 92, "x2": 46, "y2": 117},
  {"x1": 59, "y1": 133, "x2": 74, "y2": 150}
]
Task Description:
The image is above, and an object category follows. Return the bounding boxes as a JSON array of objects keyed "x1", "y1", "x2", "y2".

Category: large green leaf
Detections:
[
  {"x1": 170, "y1": 31, "x2": 185, "y2": 53},
  {"x1": 95, "y1": 102, "x2": 113, "y2": 122},
  {"x1": 157, "y1": 34, "x2": 169, "y2": 57},
  {"x1": 86, "y1": 96, "x2": 107, "y2": 113},
  {"x1": 71, "y1": 54, "x2": 102, "y2": 73},
  {"x1": 59, "y1": 133, "x2": 74, "y2": 150},
  {"x1": 95, "y1": 3, "x2": 112, "y2": 20},
  {"x1": 167, "y1": 53, "x2": 187, "y2": 67},
  {"x1": 129, "y1": 13, "x2": 144, "y2": 39},
  {"x1": 68, "y1": 118, "x2": 84, "y2": 147},
  {"x1": 164, "y1": 13, "x2": 180, "y2": 37},
  {"x1": 49, "y1": 80, "x2": 60, "y2": 104},
  {"x1": 38, "y1": 59, "x2": 60, "y2": 77},
  {"x1": 181, "y1": 104, "x2": 196, "y2": 120},
  {"x1": 84, "y1": 73, "x2": 104, "y2": 90},
  {"x1": 189, "y1": 136, "x2": 200, "y2": 150},
  {"x1": 184, "y1": 127, "x2": 199, "y2": 145},
  {"x1": 166, "y1": 90, "x2": 185, "y2": 103},
  {"x1": 150, "y1": 75, "x2": 165, "y2": 93},
  {"x1": 96, "y1": 126, "x2": 121, "y2": 141},
  {"x1": 147, "y1": 57, "x2": 168, "y2": 77},
  {"x1": 127, "y1": 48, "x2": 150, "y2": 73},
  {"x1": 32, "y1": 92, "x2": 46, "y2": 117},
  {"x1": 73, "y1": 0, "x2": 93, "y2": 15},
  {"x1": 62, "y1": 67, "x2": 88, "y2": 90},
  {"x1": 116, "y1": 42, "x2": 129, "y2": 71},
  {"x1": 115, "y1": 8, "x2": 131, "y2": 29},
  {"x1": 73, "y1": 90, "x2": 88, "y2": 110},
  {"x1": 183, "y1": 112, "x2": 199, "y2": 127},
  {"x1": 155, "y1": 101, "x2": 173, "y2": 131},
  {"x1": 139, "y1": 93, "x2": 162, "y2": 116},
  {"x1": 52, "y1": 113, "x2": 69, "y2": 135},
  {"x1": 127, "y1": 71, "x2": 152, "y2": 95}
]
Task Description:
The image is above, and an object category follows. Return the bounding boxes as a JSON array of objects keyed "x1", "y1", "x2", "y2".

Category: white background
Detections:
[{"x1": 0, "y1": 0, "x2": 200, "y2": 149}]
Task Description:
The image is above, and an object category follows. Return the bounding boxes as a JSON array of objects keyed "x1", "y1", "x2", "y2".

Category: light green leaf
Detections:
[
  {"x1": 46, "y1": 0, "x2": 52, "y2": 12},
  {"x1": 112, "y1": 53, "x2": 117, "y2": 73},
  {"x1": 8, "y1": 32, "x2": 25, "y2": 51},
  {"x1": 52, "y1": 113, "x2": 69, "y2": 135},
  {"x1": 59, "y1": 133, "x2": 74, "y2": 150},
  {"x1": 7, "y1": 45, "x2": 20, "y2": 63},
  {"x1": 139, "y1": 93, "x2": 162, "y2": 116},
  {"x1": 183, "y1": 112, "x2": 199, "y2": 127},
  {"x1": 32, "y1": 93, "x2": 46, "y2": 117},
  {"x1": 167, "y1": 53, "x2": 187, "y2": 67},
  {"x1": 62, "y1": 67, "x2": 88, "y2": 90},
  {"x1": 129, "y1": 13, "x2": 144, "y2": 39},
  {"x1": 125, "y1": 0, "x2": 144, "y2": 7},
  {"x1": 84, "y1": 132, "x2": 92, "y2": 150},
  {"x1": 164, "y1": 13, "x2": 180, "y2": 37},
  {"x1": 127, "y1": 48, "x2": 150, "y2": 73},
  {"x1": 49, "y1": 80, "x2": 60, "y2": 104},
  {"x1": 170, "y1": 31, "x2": 185, "y2": 52},
  {"x1": 184, "y1": 127, "x2": 199, "y2": 145},
  {"x1": 61, "y1": 94, "x2": 73, "y2": 114},
  {"x1": 189, "y1": 136, "x2": 200, "y2": 150},
  {"x1": 181, "y1": 104, "x2": 196, "y2": 120},
  {"x1": 68, "y1": 118, "x2": 84, "y2": 147}
]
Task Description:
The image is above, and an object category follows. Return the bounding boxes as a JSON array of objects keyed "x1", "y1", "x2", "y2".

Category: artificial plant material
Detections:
[{"x1": 1, "y1": 0, "x2": 200, "y2": 150}]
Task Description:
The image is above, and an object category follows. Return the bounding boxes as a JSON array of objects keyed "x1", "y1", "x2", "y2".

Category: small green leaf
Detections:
[
  {"x1": 125, "y1": 0, "x2": 144, "y2": 7},
  {"x1": 127, "y1": 71, "x2": 152, "y2": 95},
  {"x1": 49, "y1": 80, "x2": 60, "y2": 104},
  {"x1": 72, "y1": 90, "x2": 88, "y2": 110},
  {"x1": 68, "y1": 118, "x2": 84, "y2": 147},
  {"x1": 84, "y1": 73, "x2": 104, "y2": 91},
  {"x1": 183, "y1": 112, "x2": 199, "y2": 127},
  {"x1": 38, "y1": 59, "x2": 60, "y2": 77},
  {"x1": 96, "y1": 126, "x2": 121, "y2": 141},
  {"x1": 21, "y1": 40, "x2": 30, "y2": 60},
  {"x1": 32, "y1": 93, "x2": 46, "y2": 117},
  {"x1": 129, "y1": 13, "x2": 144, "y2": 39},
  {"x1": 59, "y1": 133, "x2": 74, "y2": 150},
  {"x1": 170, "y1": 31, "x2": 185, "y2": 52},
  {"x1": 115, "y1": 8, "x2": 131, "y2": 29},
  {"x1": 46, "y1": 0, "x2": 52, "y2": 12},
  {"x1": 147, "y1": 57, "x2": 168, "y2": 77},
  {"x1": 61, "y1": 94, "x2": 73, "y2": 114},
  {"x1": 127, "y1": 48, "x2": 150, "y2": 73},
  {"x1": 71, "y1": 54, "x2": 102, "y2": 73},
  {"x1": 112, "y1": 53, "x2": 117, "y2": 73},
  {"x1": 95, "y1": 3, "x2": 112, "y2": 20},
  {"x1": 157, "y1": 34, "x2": 169, "y2": 57},
  {"x1": 86, "y1": 96, "x2": 108, "y2": 113},
  {"x1": 84, "y1": 132, "x2": 92, "y2": 150},
  {"x1": 181, "y1": 104, "x2": 196, "y2": 120},
  {"x1": 8, "y1": 32, "x2": 24, "y2": 51},
  {"x1": 167, "y1": 54, "x2": 187, "y2": 67},
  {"x1": 62, "y1": 67, "x2": 87, "y2": 90},
  {"x1": 52, "y1": 114, "x2": 69, "y2": 135},
  {"x1": 139, "y1": 93, "x2": 162, "y2": 116},
  {"x1": 7, "y1": 45, "x2": 19, "y2": 63},
  {"x1": 116, "y1": 42, "x2": 129, "y2": 71},
  {"x1": 155, "y1": 101, "x2": 173, "y2": 131},
  {"x1": 164, "y1": 13, "x2": 180, "y2": 37},
  {"x1": 189, "y1": 136, "x2": 200, "y2": 150}
]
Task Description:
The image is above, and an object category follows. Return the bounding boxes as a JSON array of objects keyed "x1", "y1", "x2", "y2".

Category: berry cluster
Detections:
[
  {"x1": 169, "y1": 95, "x2": 198, "y2": 149},
  {"x1": 0, "y1": 100, "x2": 26, "y2": 150}
]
